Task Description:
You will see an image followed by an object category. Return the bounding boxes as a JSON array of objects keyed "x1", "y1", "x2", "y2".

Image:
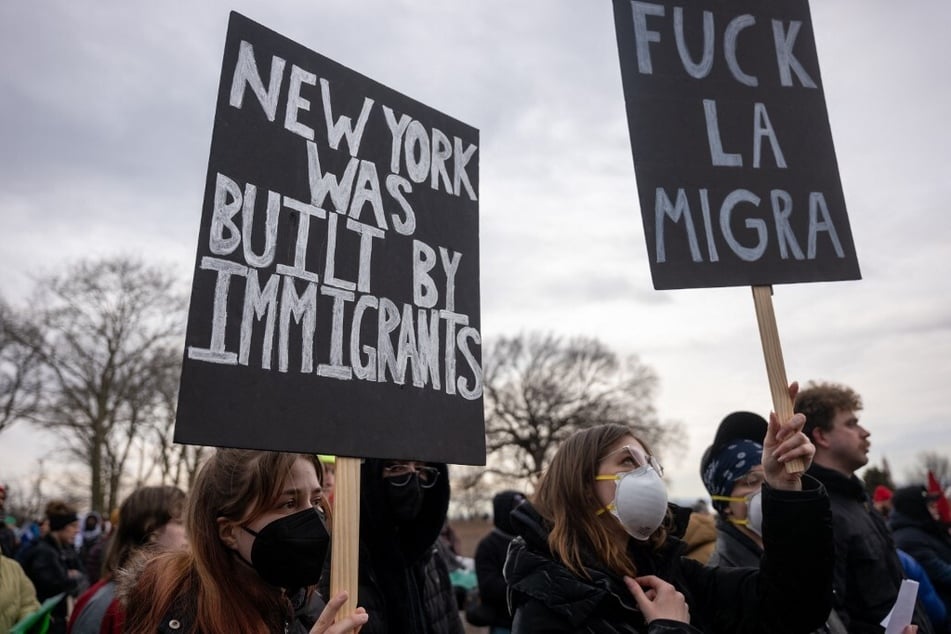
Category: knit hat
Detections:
[
  {"x1": 872, "y1": 485, "x2": 893, "y2": 504},
  {"x1": 49, "y1": 510, "x2": 79, "y2": 531}
]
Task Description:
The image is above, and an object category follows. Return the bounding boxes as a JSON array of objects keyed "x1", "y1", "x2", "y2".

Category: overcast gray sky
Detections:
[{"x1": 1, "y1": 1, "x2": 949, "y2": 501}]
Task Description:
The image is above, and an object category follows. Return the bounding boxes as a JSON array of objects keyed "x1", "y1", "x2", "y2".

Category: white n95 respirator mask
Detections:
[
  {"x1": 596, "y1": 464, "x2": 669, "y2": 541},
  {"x1": 710, "y1": 490, "x2": 764, "y2": 537}
]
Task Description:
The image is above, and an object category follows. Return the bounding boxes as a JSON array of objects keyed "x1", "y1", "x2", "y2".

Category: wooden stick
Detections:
[
  {"x1": 751, "y1": 286, "x2": 804, "y2": 474},
  {"x1": 330, "y1": 456, "x2": 361, "y2": 620}
]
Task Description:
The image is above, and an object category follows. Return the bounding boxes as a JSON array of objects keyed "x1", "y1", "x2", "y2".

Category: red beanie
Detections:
[{"x1": 873, "y1": 485, "x2": 893, "y2": 503}]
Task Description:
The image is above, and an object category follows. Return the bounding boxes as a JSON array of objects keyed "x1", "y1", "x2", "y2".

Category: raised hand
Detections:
[{"x1": 762, "y1": 382, "x2": 814, "y2": 491}]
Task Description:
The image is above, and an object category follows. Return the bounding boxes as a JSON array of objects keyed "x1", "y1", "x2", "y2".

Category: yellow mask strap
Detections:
[
  {"x1": 595, "y1": 475, "x2": 621, "y2": 515},
  {"x1": 710, "y1": 494, "x2": 747, "y2": 504}
]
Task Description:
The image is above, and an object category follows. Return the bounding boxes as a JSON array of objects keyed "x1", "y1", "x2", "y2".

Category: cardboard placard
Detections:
[
  {"x1": 613, "y1": 0, "x2": 861, "y2": 290},
  {"x1": 176, "y1": 12, "x2": 485, "y2": 465}
]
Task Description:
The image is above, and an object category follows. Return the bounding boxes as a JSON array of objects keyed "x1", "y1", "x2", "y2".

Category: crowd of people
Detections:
[{"x1": 0, "y1": 380, "x2": 949, "y2": 633}]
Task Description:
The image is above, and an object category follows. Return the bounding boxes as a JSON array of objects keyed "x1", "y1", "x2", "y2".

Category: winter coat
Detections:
[
  {"x1": 680, "y1": 513, "x2": 715, "y2": 564},
  {"x1": 897, "y1": 549, "x2": 948, "y2": 632},
  {"x1": 807, "y1": 463, "x2": 935, "y2": 634},
  {"x1": 68, "y1": 577, "x2": 126, "y2": 634},
  {"x1": 133, "y1": 586, "x2": 321, "y2": 634},
  {"x1": 707, "y1": 517, "x2": 761, "y2": 568},
  {"x1": 505, "y1": 478, "x2": 834, "y2": 634},
  {"x1": 473, "y1": 491, "x2": 525, "y2": 628},
  {"x1": 0, "y1": 554, "x2": 40, "y2": 632},
  {"x1": 20, "y1": 534, "x2": 85, "y2": 633},
  {"x1": 320, "y1": 459, "x2": 463, "y2": 634},
  {"x1": 891, "y1": 485, "x2": 951, "y2": 627}
]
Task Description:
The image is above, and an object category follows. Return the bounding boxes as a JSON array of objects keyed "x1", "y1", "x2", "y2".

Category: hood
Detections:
[
  {"x1": 359, "y1": 458, "x2": 450, "y2": 563},
  {"x1": 82, "y1": 511, "x2": 103, "y2": 542},
  {"x1": 891, "y1": 485, "x2": 943, "y2": 535},
  {"x1": 492, "y1": 490, "x2": 526, "y2": 534}
]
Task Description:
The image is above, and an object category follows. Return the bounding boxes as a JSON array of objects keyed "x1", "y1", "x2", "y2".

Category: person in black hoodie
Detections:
[
  {"x1": 327, "y1": 458, "x2": 463, "y2": 634},
  {"x1": 472, "y1": 490, "x2": 526, "y2": 633},
  {"x1": 505, "y1": 417, "x2": 835, "y2": 634},
  {"x1": 795, "y1": 382, "x2": 935, "y2": 633},
  {"x1": 891, "y1": 484, "x2": 951, "y2": 629},
  {"x1": 20, "y1": 500, "x2": 86, "y2": 634}
]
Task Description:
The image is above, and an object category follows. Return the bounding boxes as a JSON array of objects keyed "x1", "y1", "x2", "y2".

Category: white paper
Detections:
[{"x1": 881, "y1": 579, "x2": 919, "y2": 634}]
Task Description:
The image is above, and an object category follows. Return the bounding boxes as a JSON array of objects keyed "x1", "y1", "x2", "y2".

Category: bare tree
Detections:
[
  {"x1": 149, "y1": 358, "x2": 207, "y2": 490},
  {"x1": 5, "y1": 257, "x2": 186, "y2": 512},
  {"x1": 905, "y1": 451, "x2": 951, "y2": 487},
  {"x1": 0, "y1": 299, "x2": 41, "y2": 433},
  {"x1": 482, "y1": 332, "x2": 683, "y2": 483}
]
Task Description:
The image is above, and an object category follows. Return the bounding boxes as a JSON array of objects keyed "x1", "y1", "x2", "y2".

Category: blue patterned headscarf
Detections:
[{"x1": 701, "y1": 439, "x2": 763, "y2": 512}]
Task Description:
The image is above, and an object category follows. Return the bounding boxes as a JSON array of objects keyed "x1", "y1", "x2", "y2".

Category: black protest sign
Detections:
[
  {"x1": 175, "y1": 12, "x2": 484, "y2": 465},
  {"x1": 612, "y1": 0, "x2": 861, "y2": 290}
]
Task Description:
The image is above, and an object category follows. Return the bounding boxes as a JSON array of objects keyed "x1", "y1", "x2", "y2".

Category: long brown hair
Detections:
[
  {"x1": 102, "y1": 485, "x2": 186, "y2": 578},
  {"x1": 123, "y1": 450, "x2": 328, "y2": 634},
  {"x1": 533, "y1": 424, "x2": 668, "y2": 579}
]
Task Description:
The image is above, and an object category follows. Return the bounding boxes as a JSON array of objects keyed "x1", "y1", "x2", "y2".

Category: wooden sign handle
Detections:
[
  {"x1": 330, "y1": 456, "x2": 361, "y2": 620},
  {"x1": 751, "y1": 286, "x2": 804, "y2": 474}
]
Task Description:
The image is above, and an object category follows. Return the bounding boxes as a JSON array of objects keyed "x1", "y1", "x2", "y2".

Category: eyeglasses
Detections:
[
  {"x1": 734, "y1": 471, "x2": 766, "y2": 489},
  {"x1": 382, "y1": 462, "x2": 440, "y2": 489},
  {"x1": 600, "y1": 444, "x2": 664, "y2": 476}
]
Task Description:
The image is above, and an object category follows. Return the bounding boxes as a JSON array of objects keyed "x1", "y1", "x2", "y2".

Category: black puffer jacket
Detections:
[
  {"x1": 505, "y1": 479, "x2": 834, "y2": 634},
  {"x1": 808, "y1": 464, "x2": 935, "y2": 634},
  {"x1": 890, "y1": 485, "x2": 951, "y2": 617},
  {"x1": 321, "y1": 460, "x2": 463, "y2": 634}
]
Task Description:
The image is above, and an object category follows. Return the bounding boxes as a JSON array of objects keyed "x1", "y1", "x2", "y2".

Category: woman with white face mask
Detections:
[{"x1": 504, "y1": 413, "x2": 835, "y2": 634}]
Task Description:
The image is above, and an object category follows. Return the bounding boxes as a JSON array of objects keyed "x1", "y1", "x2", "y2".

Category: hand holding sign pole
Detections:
[
  {"x1": 612, "y1": 0, "x2": 860, "y2": 464},
  {"x1": 175, "y1": 12, "x2": 483, "y2": 622},
  {"x1": 751, "y1": 285, "x2": 802, "y2": 473}
]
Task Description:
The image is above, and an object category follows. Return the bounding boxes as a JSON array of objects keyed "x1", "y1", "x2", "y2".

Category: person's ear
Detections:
[
  {"x1": 217, "y1": 517, "x2": 239, "y2": 549},
  {"x1": 811, "y1": 427, "x2": 831, "y2": 449}
]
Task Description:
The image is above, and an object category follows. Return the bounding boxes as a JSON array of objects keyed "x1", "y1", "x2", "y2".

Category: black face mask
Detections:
[
  {"x1": 385, "y1": 474, "x2": 425, "y2": 522},
  {"x1": 240, "y1": 507, "x2": 329, "y2": 590}
]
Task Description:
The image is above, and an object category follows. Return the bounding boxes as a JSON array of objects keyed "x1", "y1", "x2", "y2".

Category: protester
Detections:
[
  {"x1": 20, "y1": 499, "x2": 87, "y2": 634},
  {"x1": 681, "y1": 505, "x2": 716, "y2": 565},
  {"x1": 121, "y1": 449, "x2": 367, "y2": 634},
  {"x1": 82, "y1": 508, "x2": 117, "y2": 586},
  {"x1": 318, "y1": 455, "x2": 336, "y2": 507},
  {"x1": 874, "y1": 485, "x2": 895, "y2": 519},
  {"x1": 700, "y1": 411, "x2": 769, "y2": 568},
  {"x1": 891, "y1": 485, "x2": 951, "y2": 626},
  {"x1": 701, "y1": 409, "x2": 848, "y2": 633},
  {"x1": 0, "y1": 484, "x2": 19, "y2": 557},
  {"x1": 68, "y1": 485, "x2": 187, "y2": 634},
  {"x1": 322, "y1": 458, "x2": 463, "y2": 633},
  {"x1": 77, "y1": 511, "x2": 103, "y2": 582},
  {"x1": 15, "y1": 517, "x2": 49, "y2": 565},
  {"x1": 796, "y1": 381, "x2": 934, "y2": 633},
  {"x1": 0, "y1": 551, "x2": 41, "y2": 631},
  {"x1": 504, "y1": 416, "x2": 834, "y2": 633},
  {"x1": 471, "y1": 490, "x2": 525, "y2": 633}
]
